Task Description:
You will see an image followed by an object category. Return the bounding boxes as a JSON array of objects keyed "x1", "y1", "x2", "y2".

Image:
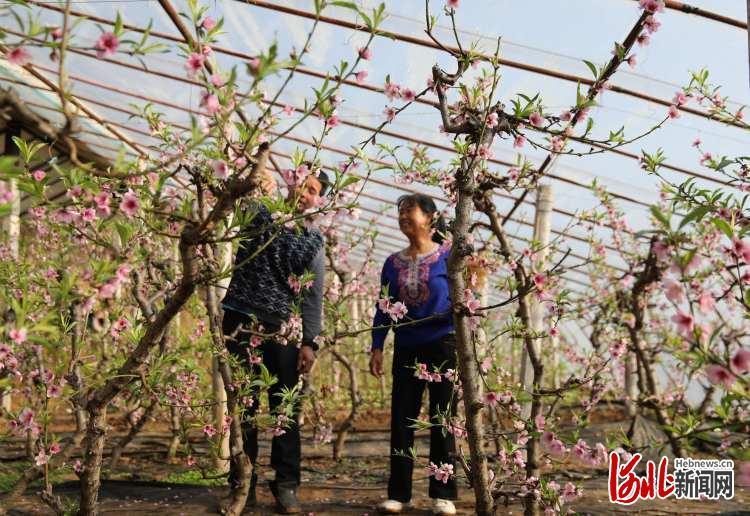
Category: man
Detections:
[{"x1": 221, "y1": 165, "x2": 328, "y2": 514}]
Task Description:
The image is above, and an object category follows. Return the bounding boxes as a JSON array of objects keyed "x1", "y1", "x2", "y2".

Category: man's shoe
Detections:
[
  {"x1": 270, "y1": 481, "x2": 301, "y2": 514},
  {"x1": 377, "y1": 499, "x2": 407, "y2": 514},
  {"x1": 432, "y1": 498, "x2": 457, "y2": 515}
]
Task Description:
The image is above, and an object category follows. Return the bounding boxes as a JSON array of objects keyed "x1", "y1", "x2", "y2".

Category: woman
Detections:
[{"x1": 370, "y1": 193, "x2": 458, "y2": 515}]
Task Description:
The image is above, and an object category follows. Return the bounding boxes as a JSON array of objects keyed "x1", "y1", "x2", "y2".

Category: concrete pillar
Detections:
[{"x1": 519, "y1": 185, "x2": 553, "y2": 419}]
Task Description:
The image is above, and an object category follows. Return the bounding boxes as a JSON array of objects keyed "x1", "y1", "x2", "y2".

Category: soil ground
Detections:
[{"x1": 2, "y1": 408, "x2": 748, "y2": 515}]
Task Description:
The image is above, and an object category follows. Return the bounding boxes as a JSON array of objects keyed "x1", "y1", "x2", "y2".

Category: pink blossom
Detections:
[
  {"x1": 201, "y1": 16, "x2": 217, "y2": 30},
  {"x1": 34, "y1": 450, "x2": 49, "y2": 467},
  {"x1": 9, "y1": 327, "x2": 27, "y2": 344},
  {"x1": 698, "y1": 291, "x2": 715, "y2": 314},
  {"x1": 200, "y1": 91, "x2": 221, "y2": 116},
  {"x1": 426, "y1": 462, "x2": 454, "y2": 483},
  {"x1": 705, "y1": 364, "x2": 735, "y2": 389},
  {"x1": 479, "y1": 356, "x2": 492, "y2": 374},
  {"x1": 387, "y1": 301, "x2": 408, "y2": 321},
  {"x1": 203, "y1": 424, "x2": 217, "y2": 438},
  {"x1": 248, "y1": 57, "x2": 261, "y2": 74},
  {"x1": 663, "y1": 279, "x2": 684, "y2": 304},
  {"x1": 211, "y1": 159, "x2": 229, "y2": 180},
  {"x1": 483, "y1": 391, "x2": 500, "y2": 407},
  {"x1": 730, "y1": 348, "x2": 750, "y2": 374},
  {"x1": 47, "y1": 384, "x2": 63, "y2": 398},
  {"x1": 561, "y1": 482, "x2": 581, "y2": 503},
  {"x1": 384, "y1": 81, "x2": 401, "y2": 102},
  {"x1": 401, "y1": 88, "x2": 416, "y2": 102},
  {"x1": 49, "y1": 442, "x2": 61, "y2": 455},
  {"x1": 667, "y1": 105, "x2": 680, "y2": 119},
  {"x1": 446, "y1": 0, "x2": 459, "y2": 7},
  {"x1": 513, "y1": 135, "x2": 526, "y2": 148},
  {"x1": 116, "y1": 263, "x2": 131, "y2": 282},
  {"x1": 639, "y1": 0, "x2": 664, "y2": 13},
  {"x1": 210, "y1": 74, "x2": 225, "y2": 87},
  {"x1": 535, "y1": 413, "x2": 546, "y2": 430},
  {"x1": 644, "y1": 15, "x2": 661, "y2": 33},
  {"x1": 325, "y1": 114, "x2": 340, "y2": 128},
  {"x1": 281, "y1": 164, "x2": 310, "y2": 187},
  {"x1": 692, "y1": 137, "x2": 702, "y2": 147},
  {"x1": 6, "y1": 46, "x2": 32, "y2": 66},
  {"x1": 95, "y1": 32, "x2": 119, "y2": 58},
  {"x1": 673, "y1": 91, "x2": 688, "y2": 107},
  {"x1": 357, "y1": 47, "x2": 372, "y2": 60},
  {"x1": 31, "y1": 169, "x2": 46, "y2": 181},
  {"x1": 671, "y1": 311, "x2": 694, "y2": 335},
  {"x1": 119, "y1": 190, "x2": 140, "y2": 218},
  {"x1": 18, "y1": 408, "x2": 35, "y2": 429},
  {"x1": 486, "y1": 112, "x2": 499, "y2": 129},
  {"x1": 637, "y1": 33, "x2": 650, "y2": 46},
  {"x1": 476, "y1": 144, "x2": 493, "y2": 160},
  {"x1": 51, "y1": 27, "x2": 63, "y2": 40},
  {"x1": 355, "y1": 70, "x2": 368, "y2": 84},
  {"x1": 383, "y1": 106, "x2": 397, "y2": 122},
  {"x1": 528, "y1": 111, "x2": 544, "y2": 128},
  {"x1": 81, "y1": 207, "x2": 97, "y2": 223},
  {"x1": 730, "y1": 238, "x2": 750, "y2": 263},
  {"x1": 626, "y1": 54, "x2": 637, "y2": 68},
  {"x1": 283, "y1": 104, "x2": 294, "y2": 116},
  {"x1": 464, "y1": 289, "x2": 481, "y2": 314},
  {"x1": 542, "y1": 431, "x2": 567, "y2": 456},
  {"x1": 652, "y1": 239, "x2": 670, "y2": 261},
  {"x1": 550, "y1": 135, "x2": 564, "y2": 152},
  {"x1": 185, "y1": 53, "x2": 205, "y2": 77}
]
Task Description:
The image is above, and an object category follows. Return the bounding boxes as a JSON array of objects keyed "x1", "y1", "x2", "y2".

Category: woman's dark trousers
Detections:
[{"x1": 388, "y1": 333, "x2": 458, "y2": 502}]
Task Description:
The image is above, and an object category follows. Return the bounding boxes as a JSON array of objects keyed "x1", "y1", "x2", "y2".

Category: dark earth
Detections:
[{"x1": 2, "y1": 409, "x2": 748, "y2": 515}]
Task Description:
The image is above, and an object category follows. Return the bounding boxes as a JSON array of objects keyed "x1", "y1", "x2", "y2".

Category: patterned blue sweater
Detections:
[{"x1": 371, "y1": 242, "x2": 454, "y2": 351}]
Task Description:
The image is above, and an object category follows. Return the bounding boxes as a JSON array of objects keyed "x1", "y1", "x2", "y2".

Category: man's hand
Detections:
[
  {"x1": 297, "y1": 345, "x2": 316, "y2": 374},
  {"x1": 260, "y1": 167, "x2": 278, "y2": 197},
  {"x1": 369, "y1": 349, "x2": 384, "y2": 377}
]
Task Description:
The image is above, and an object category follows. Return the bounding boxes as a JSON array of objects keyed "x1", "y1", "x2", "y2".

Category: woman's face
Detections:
[{"x1": 398, "y1": 201, "x2": 432, "y2": 239}]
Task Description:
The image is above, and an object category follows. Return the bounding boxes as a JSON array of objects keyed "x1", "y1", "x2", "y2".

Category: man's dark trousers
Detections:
[{"x1": 223, "y1": 308, "x2": 301, "y2": 488}]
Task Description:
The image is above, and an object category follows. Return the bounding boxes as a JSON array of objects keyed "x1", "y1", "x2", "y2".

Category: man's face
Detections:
[{"x1": 289, "y1": 175, "x2": 323, "y2": 212}]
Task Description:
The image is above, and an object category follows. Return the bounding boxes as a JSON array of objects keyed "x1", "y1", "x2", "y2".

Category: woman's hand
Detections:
[{"x1": 369, "y1": 349, "x2": 384, "y2": 377}]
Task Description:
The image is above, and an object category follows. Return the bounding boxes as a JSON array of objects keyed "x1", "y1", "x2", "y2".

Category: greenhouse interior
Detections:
[{"x1": 0, "y1": 0, "x2": 749, "y2": 514}]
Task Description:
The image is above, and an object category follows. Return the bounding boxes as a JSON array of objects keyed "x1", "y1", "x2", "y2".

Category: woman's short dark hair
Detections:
[{"x1": 396, "y1": 193, "x2": 448, "y2": 244}]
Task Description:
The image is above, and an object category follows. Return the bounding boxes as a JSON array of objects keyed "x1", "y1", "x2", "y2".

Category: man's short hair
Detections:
[
  {"x1": 303, "y1": 161, "x2": 330, "y2": 197},
  {"x1": 316, "y1": 169, "x2": 330, "y2": 197}
]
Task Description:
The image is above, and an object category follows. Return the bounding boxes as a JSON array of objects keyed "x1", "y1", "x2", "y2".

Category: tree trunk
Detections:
[
  {"x1": 79, "y1": 407, "x2": 108, "y2": 515},
  {"x1": 331, "y1": 348, "x2": 361, "y2": 460},
  {"x1": 447, "y1": 159, "x2": 494, "y2": 516},
  {"x1": 205, "y1": 283, "x2": 252, "y2": 516}
]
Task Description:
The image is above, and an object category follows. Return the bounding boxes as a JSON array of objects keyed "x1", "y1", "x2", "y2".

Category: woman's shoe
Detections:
[
  {"x1": 377, "y1": 499, "x2": 408, "y2": 513},
  {"x1": 432, "y1": 498, "x2": 457, "y2": 515}
]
